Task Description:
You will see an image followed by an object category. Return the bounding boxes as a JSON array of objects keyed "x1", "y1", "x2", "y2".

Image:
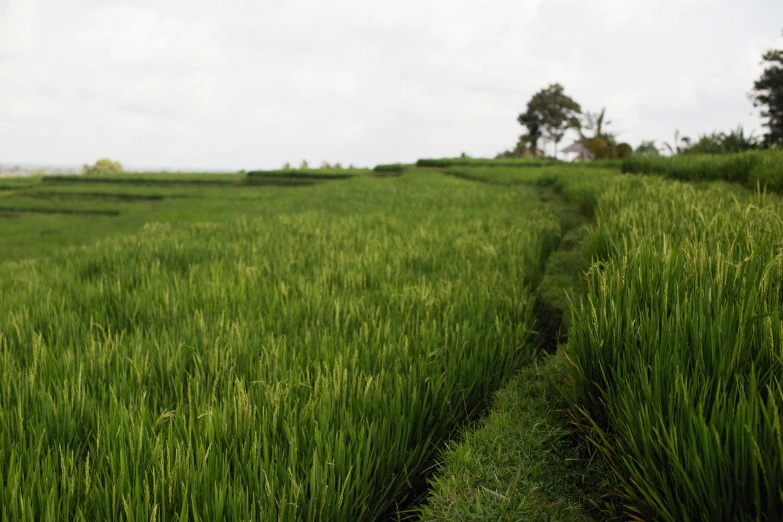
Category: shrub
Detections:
[
  {"x1": 616, "y1": 143, "x2": 633, "y2": 159},
  {"x1": 83, "y1": 159, "x2": 123, "y2": 175}
]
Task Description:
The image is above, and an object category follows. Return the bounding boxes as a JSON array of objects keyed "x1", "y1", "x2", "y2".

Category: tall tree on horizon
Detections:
[
  {"x1": 517, "y1": 83, "x2": 581, "y2": 157},
  {"x1": 751, "y1": 38, "x2": 783, "y2": 147}
]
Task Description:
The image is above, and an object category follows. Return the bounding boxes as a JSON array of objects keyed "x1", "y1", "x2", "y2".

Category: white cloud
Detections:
[{"x1": 0, "y1": 0, "x2": 781, "y2": 169}]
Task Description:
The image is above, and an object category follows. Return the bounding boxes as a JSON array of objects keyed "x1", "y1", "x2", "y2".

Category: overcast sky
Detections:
[{"x1": 1, "y1": 0, "x2": 781, "y2": 170}]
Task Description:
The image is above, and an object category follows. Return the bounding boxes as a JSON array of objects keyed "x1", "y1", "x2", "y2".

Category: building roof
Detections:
[{"x1": 561, "y1": 141, "x2": 589, "y2": 154}]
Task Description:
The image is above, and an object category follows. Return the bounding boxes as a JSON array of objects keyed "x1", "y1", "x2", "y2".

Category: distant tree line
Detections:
[
  {"x1": 499, "y1": 83, "x2": 633, "y2": 160},
  {"x1": 502, "y1": 31, "x2": 782, "y2": 160}
]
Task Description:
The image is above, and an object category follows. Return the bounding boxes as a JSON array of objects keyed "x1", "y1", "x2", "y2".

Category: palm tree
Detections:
[{"x1": 663, "y1": 130, "x2": 691, "y2": 155}]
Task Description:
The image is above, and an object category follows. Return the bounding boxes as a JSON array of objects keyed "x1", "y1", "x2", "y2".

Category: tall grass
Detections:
[
  {"x1": 416, "y1": 158, "x2": 560, "y2": 168},
  {"x1": 565, "y1": 176, "x2": 783, "y2": 520},
  {"x1": 0, "y1": 173, "x2": 560, "y2": 520},
  {"x1": 43, "y1": 173, "x2": 247, "y2": 186},
  {"x1": 622, "y1": 150, "x2": 783, "y2": 191}
]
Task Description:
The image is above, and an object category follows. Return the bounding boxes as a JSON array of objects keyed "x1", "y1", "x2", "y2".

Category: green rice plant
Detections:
[
  {"x1": 0, "y1": 197, "x2": 121, "y2": 216},
  {"x1": 0, "y1": 172, "x2": 561, "y2": 520},
  {"x1": 748, "y1": 150, "x2": 783, "y2": 191},
  {"x1": 442, "y1": 165, "x2": 616, "y2": 219},
  {"x1": 416, "y1": 157, "x2": 560, "y2": 168},
  {"x1": 245, "y1": 169, "x2": 367, "y2": 180},
  {"x1": 565, "y1": 176, "x2": 783, "y2": 520},
  {"x1": 372, "y1": 164, "x2": 410, "y2": 173},
  {"x1": 43, "y1": 173, "x2": 247, "y2": 186},
  {"x1": 621, "y1": 150, "x2": 783, "y2": 190}
]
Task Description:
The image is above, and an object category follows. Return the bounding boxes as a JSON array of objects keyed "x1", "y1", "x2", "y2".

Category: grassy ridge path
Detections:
[{"x1": 414, "y1": 169, "x2": 620, "y2": 521}]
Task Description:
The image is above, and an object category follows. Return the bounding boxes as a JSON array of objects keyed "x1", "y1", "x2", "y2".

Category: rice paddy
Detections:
[
  {"x1": 1, "y1": 156, "x2": 782, "y2": 521},
  {"x1": 0, "y1": 170, "x2": 563, "y2": 520}
]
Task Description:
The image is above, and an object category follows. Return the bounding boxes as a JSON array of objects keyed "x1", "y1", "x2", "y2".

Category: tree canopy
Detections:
[
  {"x1": 83, "y1": 158, "x2": 124, "y2": 175},
  {"x1": 517, "y1": 83, "x2": 581, "y2": 156},
  {"x1": 752, "y1": 46, "x2": 783, "y2": 147}
]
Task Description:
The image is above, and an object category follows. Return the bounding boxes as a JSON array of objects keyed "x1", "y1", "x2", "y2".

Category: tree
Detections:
[
  {"x1": 663, "y1": 130, "x2": 691, "y2": 155},
  {"x1": 616, "y1": 143, "x2": 633, "y2": 158},
  {"x1": 83, "y1": 158, "x2": 123, "y2": 175},
  {"x1": 751, "y1": 45, "x2": 783, "y2": 146},
  {"x1": 685, "y1": 126, "x2": 759, "y2": 154},
  {"x1": 578, "y1": 108, "x2": 632, "y2": 159},
  {"x1": 580, "y1": 108, "x2": 611, "y2": 143},
  {"x1": 517, "y1": 83, "x2": 581, "y2": 156},
  {"x1": 579, "y1": 108, "x2": 615, "y2": 158},
  {"x1": 635, "y1": 141, "x2": 661, "y2": 156}
]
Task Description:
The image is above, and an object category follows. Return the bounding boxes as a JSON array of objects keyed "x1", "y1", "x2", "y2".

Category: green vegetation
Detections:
[
  {"x1": 684, "y1": 126, "x2": 760, "y2": 154},
  {"x1": 515, "y1": 83, "x2": 581, "y2": 157},
  {"x1": 44, "y1": 173, "x2": 246, "y2": 186},
  {"x1": 751, "y1": 45, "x2": 783, "y2": 146},
  {"x1": 4, "y1": 157, "x2": 783, "y2": 521},
  {"x1": 372, "y1": 163, "x2": 410, "y2": 173},
  {"x1": 418, "y1": 165, "x2": 617, "y2": 521},
  {"x1": 566, "y1": 175, "x2": 783, "y2": 520},
  {"x1": 416, "y1": 157, "x2": 559, "y2": 168},
  {"x1": 621, "y1": 150, "x2": 783, "y2": 190},
  {"x1": 419, "y1": 359, "x2": 615, "y2": 522},
  {"x1": 82, "y1": 158, "x2": 124, "y2": 176},
  {"x1": 0, "y1": 171, "x2": 567, "y2": 520},
  {"x1": 246, "y1": 168, "x2": 366, "y2": 180}
]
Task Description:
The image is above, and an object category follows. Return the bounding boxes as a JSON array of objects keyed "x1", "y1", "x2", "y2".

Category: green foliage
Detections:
[
  {"x1": 82, "y1": 158, "x2": 124, "y2": 175},
  {"x1": 577, "y1": 109, "x2": 632, "y2": 160},
  {"x1": 615, "y1": 143, "x2": 633, "y2": 159},
  {"x1": 634, "y1": 140, "x2": 660, "y2": 156},
  {"x1": 685, "y1": 126, "x2": 759, "y2": 154},
  {"x1": 419, "y1": 359, "x2": 618, "y2": 521},
  {"x1": 417, "y1": 157, "x2": 559, "y2": 168},
  {"x1": 621, "y1": 150, "x2": 783, "y2": 191},
  {"x1": 0, "y1": 172, "x2": 561, "y2": 520},
  {"x1": 245, "y1": 168, "x2": 361, "y2": 180},
  {"x1": 517, "y1": 83, "x2": 581, "y2": 155},
  {"x1": 589, "y1": 137, "x2": 608, "y2": 159},
  {"x1": 47, "y1": 173, "x2": 245, "y2": 186},
  {"x1": 752, "y1": 46, "x2": 783, "y2": 146},
  {"x1": 372, "y1": 163, "x2": 409, "y2": 173},
  {"x1": 566, "y1": 176, "x2": 783, "y2": 521},
  {"x1": 663, "y1": 129, "x2": 692, "y2": 155}
]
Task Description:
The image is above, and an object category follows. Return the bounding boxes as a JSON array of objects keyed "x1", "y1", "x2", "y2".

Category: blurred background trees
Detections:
[
  {"x1": 82, "y1": 159, "x2": 123, "y2": 175},
  {"x1": 751, "y1": 43, "x2": 783, "y2": 147}
]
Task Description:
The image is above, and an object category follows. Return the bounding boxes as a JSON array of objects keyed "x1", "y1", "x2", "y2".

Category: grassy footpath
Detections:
[
  {"x1": 421, "y1": 159, "x2": 783, "y2": 521},
  {"x1": 418, "y1": 358, "x2": 614, "y2": 521},
  {"x1": 418, "y1": 166, "x2": 620, "y2": 521}
]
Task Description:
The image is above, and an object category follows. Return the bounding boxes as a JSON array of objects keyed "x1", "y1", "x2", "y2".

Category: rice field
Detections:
[
  {"x1": 565, "y1": 175, "x2": 783, "y2": 521},
  {"x1": 621, "y1": 150, "x2": 783, "y2": 191},
  {"x1": 0, "y1": 170, "x2": 563, "y2": 520},
  {"x1": 2, "y1": 159, "x2": 783, "y2": 521}
]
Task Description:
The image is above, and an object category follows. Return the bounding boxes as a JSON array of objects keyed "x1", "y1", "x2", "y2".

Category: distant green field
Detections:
[
  {"x1": 42, "y1": 172, "x2": 246, "y2": 185},
  {"x1": 247, "y1": 168, "x2": 368, "y2": 179},
  {"x1": 0, "y1": 173, "x2": 370, "y2": 261},
  {"x1": 416, "y1": 157, "x2": 561, "y2": 168},
  {"x1": 622, "y1": 149, "x2": 783, "y2": 190}
]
